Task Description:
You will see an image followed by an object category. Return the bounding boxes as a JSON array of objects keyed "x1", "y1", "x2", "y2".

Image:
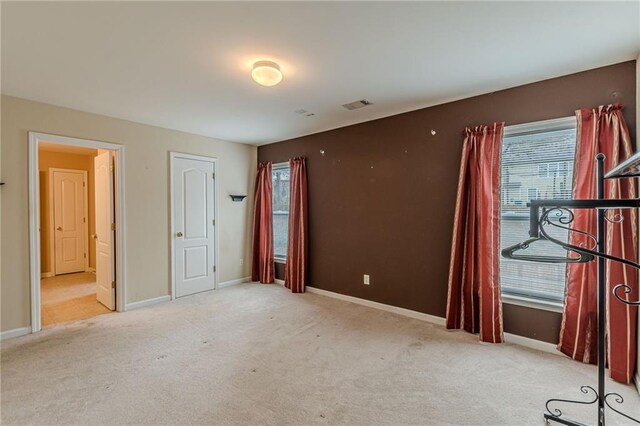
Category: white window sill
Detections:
[
  {"x1": 502, "y1": 293, "x2": 564, "y2": 313},
  {"x1": 274, "y1": 258, "x2": 286, "y2": 264}
]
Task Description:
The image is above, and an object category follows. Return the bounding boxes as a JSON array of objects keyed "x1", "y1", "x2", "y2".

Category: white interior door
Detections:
[
  {"x1": 95, "y1": 152, "x2": 116, "y2": 310},
  {"x1": 53, "y1": 170, "x2": 87, "y2": 275},
  {"x1": 172, "y1": 156, "x2": 215, "y2": 298}
]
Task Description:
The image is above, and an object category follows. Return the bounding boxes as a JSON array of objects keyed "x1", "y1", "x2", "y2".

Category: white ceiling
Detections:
[{"x1": 2, "y1": 2, "x2": 639, "y2": 145}]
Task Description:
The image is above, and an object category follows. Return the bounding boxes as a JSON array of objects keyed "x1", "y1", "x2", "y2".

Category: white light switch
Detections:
[{"x1": 364, "y1": 274, "x2": 370, "y2": 285}]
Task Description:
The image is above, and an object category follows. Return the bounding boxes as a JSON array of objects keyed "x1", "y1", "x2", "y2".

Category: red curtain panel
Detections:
[
  {"x1": 251, "y1": 162, "x2": 275, "y2": 284},
  {"x1": 446, "y1": 123, "x2": 505, "y2": 343},
  {"x1": 285, "y1": 157, "x2": 308, "y2": 293},
  {"x1": 559, "y1": 103, "x2": 638, "y2": 384}
]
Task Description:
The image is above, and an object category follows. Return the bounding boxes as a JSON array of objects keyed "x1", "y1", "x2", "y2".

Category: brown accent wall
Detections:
[
  {"x1": 258, "y1": 61, "x2": 637, "y2": 344},
  {"x1": 275, "y1": 262, "x2": 286, "y2": 281}
]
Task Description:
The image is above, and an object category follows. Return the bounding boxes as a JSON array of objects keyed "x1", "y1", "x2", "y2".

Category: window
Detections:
[
  {"x1": 538, "y1": 163, "x2": 548, "y2": 178},
  {"x1": 272, "y1": 164, "x2": 290, "y2": 261},
  {"x1": 500, "y1": 117, "x2": 577, "y2": 304},
  {"x1": 558, "y1": 161, "x2": 571, "y2": 177},
  {"x1": 538, "y1": 161, "x2": 572, "y2": 179}
]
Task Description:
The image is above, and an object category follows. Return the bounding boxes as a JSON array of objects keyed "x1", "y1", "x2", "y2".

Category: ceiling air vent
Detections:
[
  {"x1": 295, "y1": 108, "x2": 315, "y2": 117},
  {"x1": 342, "y1": 99, "x2": 373, "y2": 111}
]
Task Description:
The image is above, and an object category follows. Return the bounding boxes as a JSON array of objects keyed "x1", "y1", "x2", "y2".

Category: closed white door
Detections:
[
  {"x1": 94, "y1": 152, "x2": 116, "y2": 310},
  {"x1": 172, "y1": 156, "x2": 216, "y2": 298},
  {"x1": 53, "y1": 170, "x2": 87, "y2": 275}
]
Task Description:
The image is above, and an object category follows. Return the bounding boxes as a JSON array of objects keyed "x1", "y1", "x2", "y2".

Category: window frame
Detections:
[
  {"x1": 272, "y1": 161, "x2": 290, "y2": 263},
  {"x1": 501, "y1": 116, "x2": 576, "y2": 312},
  {"x1": 538, "y1": 163, "x2": 548, "y2": 178}
]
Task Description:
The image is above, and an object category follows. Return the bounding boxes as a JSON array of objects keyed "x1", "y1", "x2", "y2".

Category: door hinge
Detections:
[
  {"x1": 83, "y1": 181, "x2": 86, "y2": 187},
  {"x1": 213, "y1": 265, "x2": 216, "y2": 273},
  {"x1": 212, "y1": 172, "x2": 215, "y2": 180},
  {"x1": 110, "y1": 162, "x2": 114, "y2": 173},
  {"x1": 83, "y1": 217, "x2": 86, "y2": 223},
  {"x1": 212, "y1": 219, "x2": 215, "y2": 226},
  {"x1": 111, "y1": 223, "x2": 116, "y2": 231},
  {"x1": 111, "y1": 281, "x2": 116, "y2": 289},
  {"x1": 84, "y1": 253, "x2": 87, "y2": 258}
]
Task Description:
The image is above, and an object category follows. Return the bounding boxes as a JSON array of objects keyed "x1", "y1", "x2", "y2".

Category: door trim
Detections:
[
  {"x1": 169, "y1": 152, "x2": 218, "y2": 300},
  {"x1": 28, "y1": 132, "x2": 127, "y2": 333},
  {"x1": 48, "y1": 168, "x2": 89, "y2": 275}
]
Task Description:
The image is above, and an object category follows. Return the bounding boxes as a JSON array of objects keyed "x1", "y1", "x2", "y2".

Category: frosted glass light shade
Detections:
[{"x1": 251, "y1": 61, "x2": 283, "y2": 87}]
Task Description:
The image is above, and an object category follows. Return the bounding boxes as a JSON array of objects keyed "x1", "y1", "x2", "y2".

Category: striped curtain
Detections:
[
  {"x1": 285, "y1": 157, "x2": 308, "y2": 293},
  {"x1": 251, "y1": 162, "x2": 275, "y2": 284},
  {"x1": 446, "y1": 123, "x2": 505, "y2": 343},
  {"x1": 559, "y1": 103, "x2": 638, "y2": 384}
]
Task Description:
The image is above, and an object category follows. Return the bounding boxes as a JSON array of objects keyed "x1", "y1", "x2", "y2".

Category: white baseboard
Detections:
[
  {"x1": 0, "y1": 326, "x2": 32, "y2": 341},
  {"x1": 218, "y1": 276, "x2": 251, "y2": 289},
  {"x1": 125, "y1": 295, "x2": 171, "y2": 311},
  {"x1": 275, "y1": 279, "x2": 285, "y2": 286},
  {"x1": 305, "y1": 286, "x2": 446, "y2": 326},
  {"x1": 305, "y1": 285, "x2": 560, "y2": 356},
  {"x1": 41, "y1": 272, "x2": 54, "y2": 278},
  {"x1": 635, "y1": 371, "x2": 640, "y2": 395}
]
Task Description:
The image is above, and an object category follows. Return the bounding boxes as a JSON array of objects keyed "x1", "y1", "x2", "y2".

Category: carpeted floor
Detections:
[
  {"x1": 1, "y1": 283, "x2": 639, "y2": 425},
  {"x1": 41, "y1": 272, "x2": 112, "y2": 326}
]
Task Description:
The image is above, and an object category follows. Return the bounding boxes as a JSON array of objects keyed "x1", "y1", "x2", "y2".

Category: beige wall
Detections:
[
  {"x1": 1, "y1": 95, "x2": 257, "y2": 332},
  {"x1": 39, "y1": 150, "x2": 98, "y2": 274}
]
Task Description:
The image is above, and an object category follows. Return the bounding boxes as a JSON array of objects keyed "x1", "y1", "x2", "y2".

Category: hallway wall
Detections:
[
  {"x1": 1, "y1": 95, "x2": 257, "y2": 333},
  {"x1": 39, "y1": 150, "x2": 98, "y2": 275}
]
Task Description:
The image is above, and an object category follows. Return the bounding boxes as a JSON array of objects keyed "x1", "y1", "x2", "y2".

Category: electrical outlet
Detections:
[
  {"x1": 364, "y1": 274, "x2": 370, "y2": 285},
  {"x1": 240, "y1": 258, "x2": 244, "y2": 266}
]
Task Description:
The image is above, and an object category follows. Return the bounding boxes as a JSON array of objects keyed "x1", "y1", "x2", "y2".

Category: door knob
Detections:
[
  {"x1": 93, "y1": 234, "x2": 98, "y2": 239},
  {"x1": 176, "y1": 232, "x2": 183, "y2": 237},
  {"x1": 56, "y1": 226, "x2": 62, "y2": 231}
]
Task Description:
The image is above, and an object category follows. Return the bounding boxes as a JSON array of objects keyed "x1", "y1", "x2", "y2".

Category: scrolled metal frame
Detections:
[
  {"x1": 544, "y1": 386, "x2": 598, "y2": 420},
  {"x1": 603, "y1": 209, "x2": 625, "y2": 224},
  {"x1": 504, "y1": 154, "x2": 640, "y2": 426},
  {"x1": 612, "y1": 284, "x2": 640, "y2": 306},
  {"x1": 537, "y1": 207, "x2": 640, "y2": 425},
  {"x1": 603, "y1": 393, "x2": 640, "y2": 424},
  {"x1": 539, "y1": 207, "x2": 598, "y2": 252},
  {"x1": 538, "y1": 208, "x2": 640, "y2": 307}
]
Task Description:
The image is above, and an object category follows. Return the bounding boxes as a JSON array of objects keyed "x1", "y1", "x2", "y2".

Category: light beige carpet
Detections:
[{"x1": 2, "y1": 283, "x2": 639, "y2": 425}]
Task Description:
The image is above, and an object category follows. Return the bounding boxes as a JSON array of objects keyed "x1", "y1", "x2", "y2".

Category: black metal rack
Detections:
[{"x1": 502, "y1": 153, "x2": 640, "y2": 426}]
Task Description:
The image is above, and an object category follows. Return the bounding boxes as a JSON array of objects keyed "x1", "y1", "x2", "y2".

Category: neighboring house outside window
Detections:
[
  {"x1": 272, "y1": 164, "x2": 290, "y2": 261},
  {"x1": 500, "y1": 117, "x2": 577, "y2": 305}
]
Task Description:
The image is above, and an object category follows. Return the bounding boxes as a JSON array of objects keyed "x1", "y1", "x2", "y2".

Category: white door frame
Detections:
[
  {"x1": 48, "y1": 168, "x2": 89, "y2": 275},
  {"x1": 169, "y1": 152, "x2": 218, "y2": 300},
  {"x1": 29, "y1": 132, "x2": 127, "y2": 333}
]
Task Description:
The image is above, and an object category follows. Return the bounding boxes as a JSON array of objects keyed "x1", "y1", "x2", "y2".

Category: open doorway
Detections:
[
  {"x1": 29, "y1": 133, "x2": 126, "y2": 333},
  {"x1": 38, "y1": 143, "x2": 115, "y2": 326}
]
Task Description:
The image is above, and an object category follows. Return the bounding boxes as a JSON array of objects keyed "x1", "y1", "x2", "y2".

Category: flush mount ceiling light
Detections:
[{"x1": 251, "y1": 60, "x2": 283, "y2": 87}]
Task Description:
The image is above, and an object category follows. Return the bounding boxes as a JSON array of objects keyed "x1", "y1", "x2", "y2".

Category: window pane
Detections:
[
  {"x1": 558, "y1": 161, "x2": 568, "y2": 177},
  {"x1": 538, "y1": 164, "x2": 548, "y2": 177},
  {"x1": 272, "y1": 166, "x2": 290, "y2": 259},
  {"x1": 500, "y1": 126, "x2": 577, "y2": 302}
]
